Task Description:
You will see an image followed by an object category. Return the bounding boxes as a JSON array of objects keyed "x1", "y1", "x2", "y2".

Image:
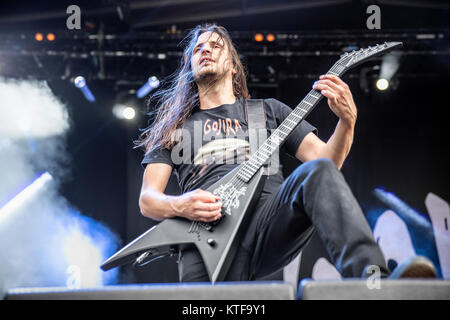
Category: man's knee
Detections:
[
  {"x1": 292, "y1": 158, "x2": 337, "y2": 178},
  {"x1": 289, "y1": 158, "x2": 341, "y2": 192},
  {"x1": 309, "y1": 157, "x2": 337, "y2": 172},
  {"x1": 283, "y1": 158, "x2": 340, "y2": 198}
]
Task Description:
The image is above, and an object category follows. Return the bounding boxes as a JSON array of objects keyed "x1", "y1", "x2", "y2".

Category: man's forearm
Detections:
[
  {"x1": 311, "y1": 74, "x2": 358, "y2": 169},
  {"x1": 321, "y1": 119, "x2": 355, "y2": 169},
  {"x1": 139, "y1": 189, "x2": 178, "y2": 221},
  {"x1": 139, "y1": 188, "x2": 222, "y2": 223}
]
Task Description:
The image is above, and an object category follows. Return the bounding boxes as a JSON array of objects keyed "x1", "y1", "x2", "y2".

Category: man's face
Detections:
[{"x1": 190, "y1": 31, "x2": 235, "y2": 82}]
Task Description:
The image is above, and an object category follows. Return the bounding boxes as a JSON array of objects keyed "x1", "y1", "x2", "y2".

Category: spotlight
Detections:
[
  {"x1": 376, "y1": 78, "x2": 389, "y2": 91},
  {"x1": 266, "y1": 33, "x2": 275, "y2": 42},
  {"x1": 114, "y1": 89, "x2": 142, "y2": 121},
  {"x1": 0, "y1": 172, "x2": 53, "y2": 224},
  {"x1": 35, "y1": 33, "x2": 43, "y2": 42},
  {"x1": 360, "y1": 63, "x2": 399, "y2": 94},
  {"x1": 254, "y1": 33, "x2": 264, "y2": 42},
  {"x1": 112, "y1": 104, "x2": 136, "y2": 120},
  {"x1": 136, "y1": 76, "x2": 160, "y2": 99},
  {"x1": 73, "y1": 76, "x2": 96, "y2": 102},
  {"x1": 74, "y1": 76, "x2": 86, "y2": 88},
  {"x1": 123, "y1": 106, "x2": 136, "y2": 120},
  {"x1": 47, "y1": 33, "x2": 55, "y2": 41},
  {"x1": 377, "y1": 51, "x2": 401, "y2": 92}
]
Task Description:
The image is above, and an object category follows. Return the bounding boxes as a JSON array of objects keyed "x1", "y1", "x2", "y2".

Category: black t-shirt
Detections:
[{"x1": 141, "y1": 97, "x2": 317, "y2": 207}]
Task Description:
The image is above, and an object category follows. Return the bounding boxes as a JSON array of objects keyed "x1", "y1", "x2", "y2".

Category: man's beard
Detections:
[{"x1": 194, "y1": 64, "x2": 231, "y2": 89}]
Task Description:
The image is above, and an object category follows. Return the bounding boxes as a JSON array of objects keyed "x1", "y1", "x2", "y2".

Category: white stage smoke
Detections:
[
  {"x1": 0, "y1": 78, "x2": 70, "y2": 138},
  {"x1": 0, "y1": 78, "x2": 120, "y2": 298}
]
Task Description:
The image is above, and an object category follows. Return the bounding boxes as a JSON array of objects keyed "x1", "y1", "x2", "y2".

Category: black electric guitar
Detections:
[{"x1": 101, "y1": 42, "x2": 403, "y2": 283}]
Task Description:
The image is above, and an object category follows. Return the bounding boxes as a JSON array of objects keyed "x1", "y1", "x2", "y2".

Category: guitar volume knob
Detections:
[{"x1": 207, "y1": 238, "x2": 216, "y2": 247}]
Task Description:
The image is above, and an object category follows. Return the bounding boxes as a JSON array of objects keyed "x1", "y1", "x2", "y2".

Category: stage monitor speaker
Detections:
[
  {"x1": 298, "y1": 279, "x2": 450, "y2": 300},
  {"x1": 5, "y1": 281, "x2": 295, "y2": 300}
]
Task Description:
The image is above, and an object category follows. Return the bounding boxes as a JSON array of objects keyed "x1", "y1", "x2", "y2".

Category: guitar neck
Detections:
[{"x1": 237, "y1": 63, "x2": 346, "y2": 182}]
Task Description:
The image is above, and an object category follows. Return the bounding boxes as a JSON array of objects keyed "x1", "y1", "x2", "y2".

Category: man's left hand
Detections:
[{"x1": 313, "y1": 74, "x2": 357, "y2": 127}]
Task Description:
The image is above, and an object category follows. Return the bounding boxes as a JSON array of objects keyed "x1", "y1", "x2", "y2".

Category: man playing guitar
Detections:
[{"x1": 135, "y1": 24, "x2": 436, "y2": 282}]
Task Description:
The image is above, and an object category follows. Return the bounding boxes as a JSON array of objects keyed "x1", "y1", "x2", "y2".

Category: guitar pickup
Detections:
[{"x1": 198, "y1": 215, "x2": 225, "y2": 232}]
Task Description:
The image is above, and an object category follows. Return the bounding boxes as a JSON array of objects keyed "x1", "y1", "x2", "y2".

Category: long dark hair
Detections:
[{"x1": 134, "y1": 24, "x2": 250, "y2": 155}]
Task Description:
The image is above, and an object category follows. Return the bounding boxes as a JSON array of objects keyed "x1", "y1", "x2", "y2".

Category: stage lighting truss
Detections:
[{"x1": 0, "y1": 29, "x2": 447, "y2": 82}]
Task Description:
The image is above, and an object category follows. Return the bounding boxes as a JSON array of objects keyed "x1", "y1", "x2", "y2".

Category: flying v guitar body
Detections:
[{"x1": 101, "y1": 165, "x2": 267, "y2": 284}]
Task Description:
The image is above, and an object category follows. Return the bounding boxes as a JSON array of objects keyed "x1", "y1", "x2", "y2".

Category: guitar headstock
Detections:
[{"x1": 337, "y1": 42, "x2": 403, "y2": 71}]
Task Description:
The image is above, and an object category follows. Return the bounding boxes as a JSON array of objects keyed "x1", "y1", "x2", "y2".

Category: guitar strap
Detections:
[{"x1": 245, "y1": 99, "x2": 279, "y2": 175}]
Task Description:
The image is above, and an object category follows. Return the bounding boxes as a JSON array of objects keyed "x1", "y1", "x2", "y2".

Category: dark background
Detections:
[{"x1": 0, "y1": 0, "x2": 448, "y2": 283}]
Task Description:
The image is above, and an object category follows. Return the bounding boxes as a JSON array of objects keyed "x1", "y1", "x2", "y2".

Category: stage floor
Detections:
[{"x1": 4, "y1": 279, "x2": 450, "y2": 300}]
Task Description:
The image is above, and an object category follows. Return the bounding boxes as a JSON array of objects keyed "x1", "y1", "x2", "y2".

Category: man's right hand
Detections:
[{"x1": 170, "y1": 189, "x2": 223, "y2": 223}]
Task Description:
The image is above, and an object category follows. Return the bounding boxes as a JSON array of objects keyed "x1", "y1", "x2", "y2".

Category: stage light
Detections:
[
  {"x1": 377, "y1": 51, "x2": 401, "y2": 92},
  {"x1": 73, "y1": 76, "x2": 96, "y2": 102},
  {"x1": 376, "y1": 78, "x2": 389, "y2": 91},
  {"x1": 123, "y1": 106, "x2": 136, "y2": 120},
  {"x1": 0, "y1": 172, "x2": 53, "y2": 224},
  {"x1": 266, "y1": 33, "x2": 275, "y2": 42},
  {"x1": 254, "y1": 33, "x2": 264, "y2": 42},
  {"x1": 47, "y1": 33, "x2": 55, "y2": 41},
  {"x1": 360, "y1": 61, "x2": 399, "y2": 94},
  {"x1": 35, "y1": 33, "x2": 43, "y2": 42},
  {"x1": 112, "y1": 104, "x2": 136, "y2": 121},
  {"x1": 136, "y1": 76, "x2": 160, "y2": 99},
  {"x1": 74, "y1": 76, "x2": 86, "y2": 88}
]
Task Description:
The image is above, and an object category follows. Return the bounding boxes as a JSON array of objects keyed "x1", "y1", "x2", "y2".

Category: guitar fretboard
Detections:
[{"x1": 237, "y1": 63, "x2": 343, "y2": 182}]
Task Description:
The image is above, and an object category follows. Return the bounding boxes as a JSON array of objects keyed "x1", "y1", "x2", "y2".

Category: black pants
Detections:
[{"x1": 179, "y1": 158, "x2": 390, "y2": 282}]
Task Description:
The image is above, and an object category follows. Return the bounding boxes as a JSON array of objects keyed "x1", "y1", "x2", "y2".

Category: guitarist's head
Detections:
[
  {"x1": 188, "y1": 25, "x2": 248, "y2": 97},
  {"x1": 135, "y1": 24, "x2": 249, "y2": 156}
]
